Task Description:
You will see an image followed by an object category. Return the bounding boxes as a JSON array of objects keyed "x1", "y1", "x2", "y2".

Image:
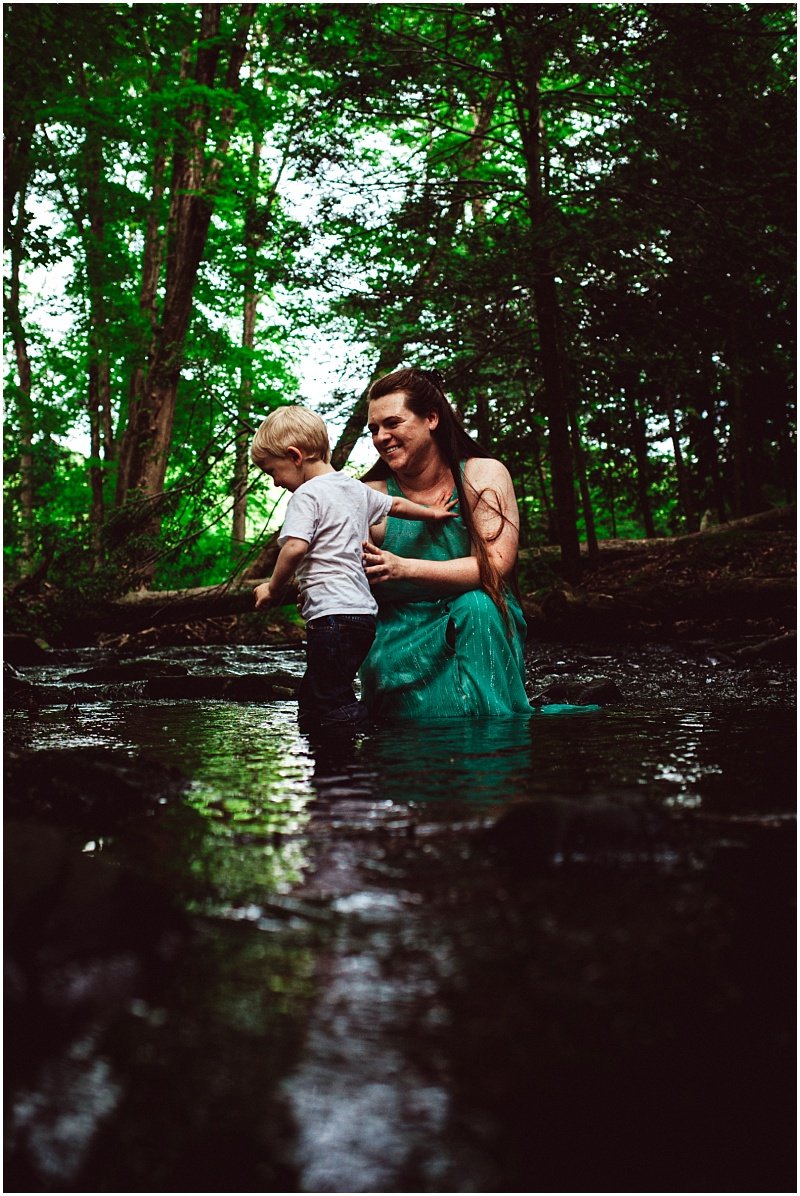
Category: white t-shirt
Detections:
[{"x1": 278, "y1": 472, "x2": 393, "y2": 621}]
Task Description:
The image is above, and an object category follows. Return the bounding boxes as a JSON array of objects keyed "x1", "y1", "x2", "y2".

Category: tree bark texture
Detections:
[
  {"x1": 665, "y1": 382, "x2": 696, "y2": 532},
  {"x1": 77, "y1": 88, "x2": 113, "y2": 559},
  {"x1": 115, "y1": 4, "x2": 257, "y2": 519},
  {"x1": 231, "y1": 137, "x2": 265, "y2": 552},
  {"x1": 4, "y1": 170, "x2": 35, "y2": 571},
  {"x1": 626, "y1": 391, "x2": 656, "y2": 539},
  {"x1": 494, "y1": 9, "x2": 581, "y2": 581}
]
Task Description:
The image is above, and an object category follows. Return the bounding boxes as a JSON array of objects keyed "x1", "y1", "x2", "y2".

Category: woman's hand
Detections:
[{"x1": 362, "y1": 540, "x2": 408, "y2": 585}]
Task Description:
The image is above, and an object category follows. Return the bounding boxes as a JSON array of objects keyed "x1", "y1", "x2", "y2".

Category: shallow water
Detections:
[{"x1": 4, "y1": 642, "x2": 796, "y2": 1192}]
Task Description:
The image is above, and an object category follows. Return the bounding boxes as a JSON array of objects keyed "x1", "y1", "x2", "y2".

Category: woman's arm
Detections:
[
  {"x1": 362, "y1": 541, "x2": 481, "y2": 592},
  {"x1": 463, "y1": 456, "x2": 520, "y2": 579},
  {"x1": 362, "y1": 458, "x2": 520, "y2": 593}
]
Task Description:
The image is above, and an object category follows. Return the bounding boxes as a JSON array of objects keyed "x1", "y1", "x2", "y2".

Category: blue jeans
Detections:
[{"x1": 298, "y1": 613, "x2": 377, "y2": 732}]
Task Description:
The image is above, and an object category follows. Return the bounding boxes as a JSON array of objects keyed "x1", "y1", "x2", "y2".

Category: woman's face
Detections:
[{"x1": 367, "y1": 392, "x2": 439, "y2": 473}]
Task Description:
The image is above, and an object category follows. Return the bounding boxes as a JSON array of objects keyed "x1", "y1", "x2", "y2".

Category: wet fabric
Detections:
[
  {"x1": 359, "y1": 474, "x2": 533, "y2": 719},
  {"x1": 299, "y1": 613, "x2": 376, "y2": 731}
]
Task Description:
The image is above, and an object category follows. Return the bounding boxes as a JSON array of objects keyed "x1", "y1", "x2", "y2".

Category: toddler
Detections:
[{"x1": 251, "y1": 406, "x2": 456, "y2": 732}]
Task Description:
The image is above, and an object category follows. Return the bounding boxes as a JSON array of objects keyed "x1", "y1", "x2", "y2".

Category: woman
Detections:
[{"x1": 359, "y1": 367, "x2": 533, "y2": 719}]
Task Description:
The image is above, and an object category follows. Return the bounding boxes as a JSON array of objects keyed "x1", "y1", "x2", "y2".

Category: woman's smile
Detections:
[{"x1": 367, "y1": 392, "x2": 438, "y2": 470}]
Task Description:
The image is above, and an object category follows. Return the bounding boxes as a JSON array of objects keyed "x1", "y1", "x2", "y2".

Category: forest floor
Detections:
[{"x1": 518, "y1": 508, "x2": 795, "y2": 651}]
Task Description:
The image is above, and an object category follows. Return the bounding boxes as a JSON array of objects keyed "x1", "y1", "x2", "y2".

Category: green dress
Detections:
[{"x1": 359, "y1": 475, "x2": 533, "y2": 719}]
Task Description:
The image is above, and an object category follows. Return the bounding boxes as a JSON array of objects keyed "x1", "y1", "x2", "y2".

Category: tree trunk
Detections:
[
  {"x1": 567, "y1": 396, "x2": 598, "y2": 560},
  {"x1": 117, "y1": 137, "x2": 168, "y2": 500},
  {"x1": 626, "y1": 392, "x2": 656, "y2": 538},
  {"x1": 494, "y1": 10, "x2": 581, "y2": 580},
  {"x1": 78, "y1": 87, "x2": 113, "y2": 563},
  {"x1": 232, "y1": 132, "x2": 264, "y2": 556},
  {"x1": 534, "y1": 448, "x2": 556, "y2": 542},
  {"x1": 728, "y1": 361, "x2": 761, "y2": 518},
  {"x1": 665, "y1": 383, "x2": 696, "y2": 532},
  {"x1": 232, "y1": 297, "x2": 258, "y2": 552},
  {"x1": 4, "y1": 171, "x2": 35, "y2": 572},
  {"x1": 115, "y1": 4, "x2": 256, "y2": 531}
]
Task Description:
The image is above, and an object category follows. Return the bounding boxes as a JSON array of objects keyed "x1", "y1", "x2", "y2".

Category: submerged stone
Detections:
[
  {"x1": 530, "y1": 676, "x2": 623, "y2": 706},
  {"x1": 485, "y1": 796, "x2": 682, "y2": 870},
  {"x1": 4, "y1": 748, "x2": 187, "y2": 833},
  {"x1": 64, "y1": 659, "x2": 190, "y2": 682}
]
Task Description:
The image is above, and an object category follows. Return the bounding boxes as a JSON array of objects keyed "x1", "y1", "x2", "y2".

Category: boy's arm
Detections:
[
  {"x1": 254, "y1": 537, "x2": 309, "y2": 608},
  {"x1": 389, "y1": 494, "x2": 458, "y2": 523}
]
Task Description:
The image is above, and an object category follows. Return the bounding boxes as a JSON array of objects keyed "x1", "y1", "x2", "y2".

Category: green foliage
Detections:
[{"x1": 3, "y1": 0, "x2": 795, "y2": 619}]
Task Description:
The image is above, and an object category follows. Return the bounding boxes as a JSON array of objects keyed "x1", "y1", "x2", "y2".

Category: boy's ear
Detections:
[{"x1": 285, "y1": 446, "x2": 303, "y2": 466}]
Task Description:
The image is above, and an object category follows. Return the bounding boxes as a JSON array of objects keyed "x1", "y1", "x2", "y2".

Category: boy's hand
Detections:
[
  {"x1": 253, "y1": 582, "x2": 272, "y2": 609},
  {"x1": 427, "y1": 495, "x2": 459, "y2": 521}
]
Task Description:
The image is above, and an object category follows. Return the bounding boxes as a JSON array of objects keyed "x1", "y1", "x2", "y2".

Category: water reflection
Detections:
[
  {"x1": 6, "y1": 697, "x2": 794, "y2": 834},
  {"x1": 4, "y1": 691, "x2": 794, "y2": 923},
  {"x1": 5, "y1": 663, "x2": 795, "y2": 1193}
]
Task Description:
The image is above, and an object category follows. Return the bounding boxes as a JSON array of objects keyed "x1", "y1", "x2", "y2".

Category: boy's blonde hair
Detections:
[{"x1": 251, "y1": 406, "x2": 331, "y2": 467}]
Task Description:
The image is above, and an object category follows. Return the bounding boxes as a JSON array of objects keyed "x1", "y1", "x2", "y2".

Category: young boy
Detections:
[{"x1": 251, "y1": 406, "x2": 456, "y2": 733}]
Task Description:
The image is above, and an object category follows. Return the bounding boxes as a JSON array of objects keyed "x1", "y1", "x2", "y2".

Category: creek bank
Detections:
[
  {"x1": 3, "y1": 508, "x2": 793, "y2": 654},
  {"x1": 4, "y1": 629, "x2": 794, "y2": 716},
  {"x1": 519, "y1": 508, "x2": 795, "y2": 644}
]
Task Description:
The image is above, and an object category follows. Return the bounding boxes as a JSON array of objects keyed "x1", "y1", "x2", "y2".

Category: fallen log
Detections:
[
  {"x1": 86, "y1": 577, "x2": 298, "y2": 632},
  {"x1": 85, "y1": 504, "x2": 794, "y2": 636}
]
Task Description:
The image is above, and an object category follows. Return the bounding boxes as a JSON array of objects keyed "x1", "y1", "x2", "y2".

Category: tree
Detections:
[{"x1": 115, "y1": 4, "x2": 257, "y2": 521}]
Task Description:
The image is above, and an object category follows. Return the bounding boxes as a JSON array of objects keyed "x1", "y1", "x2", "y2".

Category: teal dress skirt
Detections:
[{"x1": 359, "y1": 476, "x2": 533, "y2": 720}]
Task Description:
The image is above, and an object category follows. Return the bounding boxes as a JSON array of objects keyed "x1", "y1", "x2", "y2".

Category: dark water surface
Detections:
[{"x1": 4, "y1": 643, "x2": 796, "y2": 1192}]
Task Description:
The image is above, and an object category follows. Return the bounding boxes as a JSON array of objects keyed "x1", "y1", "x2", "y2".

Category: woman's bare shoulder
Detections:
[
  {"x1": 463, "y1": 456, "x2": 513, "y2": 488},
  {"x1": 363, "y1": 478, "x2": 389, "y2": 494}
]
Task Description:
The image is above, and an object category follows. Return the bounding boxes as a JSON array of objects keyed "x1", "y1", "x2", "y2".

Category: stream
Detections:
[{"x1": 4, "y1": 640, "x2": 795, "y2": 1192}]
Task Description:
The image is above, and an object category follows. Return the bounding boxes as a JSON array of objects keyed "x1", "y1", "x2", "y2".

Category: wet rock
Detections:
[
  {"x1": 486, "y1": 797, "x2": 679, "y2": 870},
  {"x1": 3, "y1": 661, "x2": 37, "y2": 708},
  {"x1": 4, "y1": 748, "x2": 187, "y2": 833},
  {"x1": 529, "y1": 676, "x2": 623, "y2": 706},
  {"x1": 143, "y1": 673, "x2": 300, "y2": 701},
  {"x1": 4, "y1": 633, "x2": 49, "y2": 666},
  {"x1": 64, "y1": 659, "x2": 190, "y2": 683},
  {"x1": 734, "y1": 630, "x2": 796, "y2": 664},
  {"x1": 6, "y1": 822, "x2": 185, "y2": 987}
]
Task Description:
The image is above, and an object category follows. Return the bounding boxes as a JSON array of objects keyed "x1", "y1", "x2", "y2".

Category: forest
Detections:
[
  {"x1": 4, "y1": 1, "x2": 796, "y2": 636},
  {"x1": 4, "y1": 8, "x2": 796, "y2": 1191}
]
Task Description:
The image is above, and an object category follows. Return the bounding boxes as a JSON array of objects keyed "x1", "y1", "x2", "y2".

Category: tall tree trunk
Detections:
[
  {"x1": 77, "y1": 73, "x2": 113, "y2": 564},
  {"x1": 626, "y1": 392, "x2": 656, "y2": 538},
  {"x1": 115, "y1": 4, "x2": 256, "y2": 540},
  {"x1": 117, "y1": 132, "x2": 168, "y2": 502},
  {"x1": 567, "y1": 394, "x2": 599, "y2": 559},
  {"x1": 665, "y1": 382, "x2": 696, "y2": 532},
  {"x1": 494, "y1": 9, "x2": 580, "y2": 580},
  {"x1": 534, "y1": 448, "x2": 556, "y2": 542},
  {"x1": 232, "y1": 134, "x2": 264, "y2": 556},
  {"x1": 727, "y1": 358, "x2": 765, "y2": 518},
  {"x1": 4, "y1": 171, "x2": 35, "y2": 572}
]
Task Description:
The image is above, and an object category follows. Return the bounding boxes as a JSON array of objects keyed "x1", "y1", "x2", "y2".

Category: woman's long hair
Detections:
[{"x1": 363, "y1": 367, "x2": 515, "y2": 624}]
